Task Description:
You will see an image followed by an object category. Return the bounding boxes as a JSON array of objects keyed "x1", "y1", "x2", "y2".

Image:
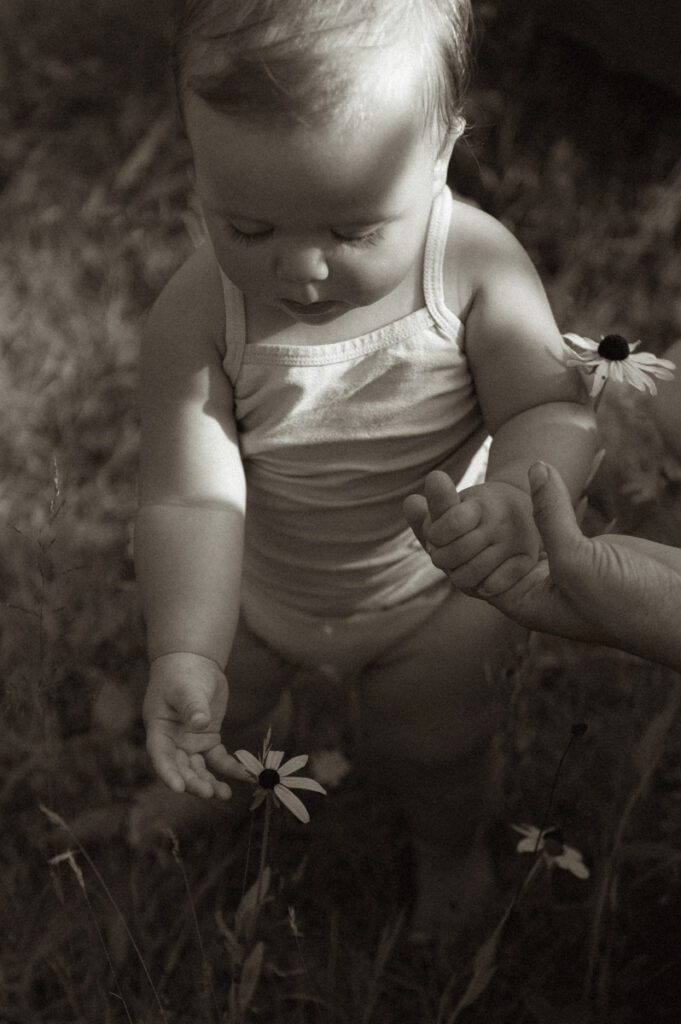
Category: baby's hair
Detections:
[{"x1": 173, "y1": 0, "x2": 472, "y2": 137}]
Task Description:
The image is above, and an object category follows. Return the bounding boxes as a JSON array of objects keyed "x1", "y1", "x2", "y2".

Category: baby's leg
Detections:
[
  {"x1": 357, "y1": 590, "x2": 523, "y2": 940},
  {"x1": 129, "y1": 617, "x2": 297, "y2": 846}
]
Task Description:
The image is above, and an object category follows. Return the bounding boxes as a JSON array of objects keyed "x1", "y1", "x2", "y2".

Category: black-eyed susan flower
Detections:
[
  {"x1": 564, "y1": 332, "x2": 675, "y2": 398},
  {"x1": 512, "y1": 823, "x2": 590, "y2": 879},
  {"x1": 234, "y1": 731, "x2": 327, "y2": 824}
]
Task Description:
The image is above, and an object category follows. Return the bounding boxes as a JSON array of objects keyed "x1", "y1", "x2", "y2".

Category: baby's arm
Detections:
[
  {"x1": 135, "y1": 245, "x2": 248, "y2": 798},
  {"x1": 408, "y1": 204, "x2": 597, "y2": 596}
]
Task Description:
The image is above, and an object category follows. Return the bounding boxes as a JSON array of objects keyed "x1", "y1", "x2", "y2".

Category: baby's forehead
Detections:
[{"x1": 180, "y1": 2, "x2": 434, "y2": 123}]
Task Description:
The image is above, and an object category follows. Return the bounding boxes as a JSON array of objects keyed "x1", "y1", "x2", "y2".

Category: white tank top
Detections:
[{"x1": 220, "y1": 187, "x2": 487, "y2": 616}]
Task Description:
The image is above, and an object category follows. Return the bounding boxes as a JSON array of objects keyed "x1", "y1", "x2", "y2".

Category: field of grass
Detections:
[{"x1": 2, "y1": 3, "x2": 681, "y2": 1022}]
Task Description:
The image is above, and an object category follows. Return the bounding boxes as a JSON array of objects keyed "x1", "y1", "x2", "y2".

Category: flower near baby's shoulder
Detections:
[
  {"x1": 563, "y1": 332, "x2": 675, "y2": 398},
  {"x1": 234, "y1": 727, "x2": 327, "y2": 824},
  {"x1": 309, "y1": 748, "x2": 352, "y2": 788},
  {"x1": 512, "y1": 823, "x2": 590, "y2": 879}
]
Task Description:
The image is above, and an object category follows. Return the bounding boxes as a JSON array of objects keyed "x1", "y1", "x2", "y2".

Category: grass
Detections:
[{"x1": 2, "y1": 2, "x2": 681, "y2": 1021}]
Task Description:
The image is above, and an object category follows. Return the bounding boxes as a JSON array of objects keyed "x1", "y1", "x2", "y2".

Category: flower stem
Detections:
[
  {"x1": 256, "y1": 795, "x2": 272, "y2": 914},
  {"x1": 535, "y1": 724, "x2": 585, "y2": 853}
]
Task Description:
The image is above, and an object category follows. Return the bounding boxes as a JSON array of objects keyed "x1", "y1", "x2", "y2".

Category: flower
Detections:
[
  {"x1": 564, "y1": 332, "x2": 675, "y2": 398},
  {"x1": 512, "y1": 823, "x2": 590, "y2": 879},
  {"x1": 309, "y1": 748, "x2": 352, "y2": 788},
  {"x1": 234, "y1": 730, "x2": 327, "y2": 824}
]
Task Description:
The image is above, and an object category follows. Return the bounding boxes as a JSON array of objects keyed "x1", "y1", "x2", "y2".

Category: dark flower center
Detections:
[
  {"x1": 258, "y1": 768, "x2": 280, "y2": 789},
  {"x1": 597, "y1": 334, "x2": 629, "y2": 361}
]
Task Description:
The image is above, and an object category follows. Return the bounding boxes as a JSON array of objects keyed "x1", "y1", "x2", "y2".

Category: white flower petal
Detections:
[
  {"x1": 512, "y1": 824, "x2": 544, "y2": 852},
  {"x1": 278, "y1": 754, "x2": 309, "y2": 777},
  {"x1": 281, "y1": 776, "x2": 327, "y2": 794},
  {"x1": 274, "y1": 784, "x2": 310, "y2": 823},
  {"x1": 265, "y1": 749, "x2": 284, "y2": 770},
  {"x1": 631, "y1": 352, "x2": 675, "y2": 368},
  {"x1": 567, "y1": 354, "x2": 601, "y2": 367},
  {"x1": 517, "y1": 836, "x2": 544, "y2": 853},
  {"x1": 589, "y1": 368, "x2": 609, "y2": 397},
  {"x1": 234, "y1": 750, "x2": 265, "y2": 777},
  {"x1": 556, "y1": 849, "x2": 590, "y2": 879},
  {"x1": 622, "y1": 365, "x2": 650, "y2": 392},
  {"x1": 250, "y1": 789, "x2": 267, "y2": 811},
  {"x1": 511, "y1": 823, "x2": 539, "y2": 838},
  {"x1": 564, "y1": 333, "x2": 598, "y2": 353}
]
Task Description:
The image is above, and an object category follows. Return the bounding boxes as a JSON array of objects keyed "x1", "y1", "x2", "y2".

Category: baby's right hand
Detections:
[{"x1": 143, "y1": 652, "x2": 249, "y2": 799}]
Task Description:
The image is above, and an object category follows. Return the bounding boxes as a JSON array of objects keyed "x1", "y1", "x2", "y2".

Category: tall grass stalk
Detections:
[
  {"x1": 167, "y1": 829, "x2": 221, "y2": 1024},
  {"x1": 40, "y1": 805, "x2": 170, "y2": 1024},
  {"x1": 49, "y1": 850, "x2": 134, "y2": 1024},
  {"x1": 584, "y1": 680, "x2": 681, "y2": 1009}
]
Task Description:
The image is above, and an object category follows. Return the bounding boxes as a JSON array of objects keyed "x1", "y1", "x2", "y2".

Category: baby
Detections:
[{"x1": 134, "y1": 0, "x2": 597, "y2": 938}]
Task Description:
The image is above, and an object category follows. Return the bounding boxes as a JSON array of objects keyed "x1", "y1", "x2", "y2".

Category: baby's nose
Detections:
[{"x1": 276, "y1": 245, "x2": 329, "y2": 283}]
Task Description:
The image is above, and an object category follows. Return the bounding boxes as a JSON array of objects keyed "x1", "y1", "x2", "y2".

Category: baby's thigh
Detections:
[
  {"x1": 224, "y1": 615, "x2": 298, "y2": 732},
  {"x1": 359, "y1": 591, "x2": 524, "y2": 762}
]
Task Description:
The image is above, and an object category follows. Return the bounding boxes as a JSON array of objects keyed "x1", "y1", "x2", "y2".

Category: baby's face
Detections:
[{"x1": 186, "y1": 49, "x2": 453, "y2": 326}]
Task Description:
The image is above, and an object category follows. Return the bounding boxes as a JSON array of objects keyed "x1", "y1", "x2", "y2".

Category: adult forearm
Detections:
[
  {"x1": 486, "y1": 402, "x2": 597, "y2": 500},
  {"x1": 134, "y1": 503, "x2": 244, "y2": 667}
]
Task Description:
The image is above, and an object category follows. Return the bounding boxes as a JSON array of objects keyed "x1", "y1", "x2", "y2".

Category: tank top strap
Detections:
[
  {"x1": 422, "y1": 186, "x2": 463, "y2": 339},
  {"x1": 219, "y1": 269, "x2": 247, "y2": 384}
]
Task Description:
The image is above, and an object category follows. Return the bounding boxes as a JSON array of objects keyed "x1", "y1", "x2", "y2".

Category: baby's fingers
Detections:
[
  {"x1": 428, "y1": 528, "x2": 488, "y2": 572},
  {"x1": 206, "y1": 744, "x2": 252, "y2": 783},
  {"x1": 477, "y1": 552, "x2": 539, "y2": 598},
  {"x1": 424, "y1": 470, "x2": 461, "y2": 521},
  {"x1": 427, "y1": 500, "x2": 481, "y2": 546},
  {"x1": 146, "y1": 731, "x2": 188, "y2": 794},
  {"x1": 403, "y1": 493, "x2": 430, "y2": 549}
]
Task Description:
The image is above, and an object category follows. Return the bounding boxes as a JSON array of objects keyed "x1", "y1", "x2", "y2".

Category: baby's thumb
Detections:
[
  {"x1": 174, "y1": 685, "x2": 211, "y2": 730},
  {"x1": 528, "y1": 462, "x2": 583, "y2": 558}
]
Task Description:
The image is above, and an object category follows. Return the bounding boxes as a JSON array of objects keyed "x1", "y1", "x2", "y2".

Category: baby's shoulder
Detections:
[
  {"x1": 145, "y1": 242, "x2": 225, "y2": 356},
  {"x1": 443, "y1": 199, "x2": 535, "y2": 316}
]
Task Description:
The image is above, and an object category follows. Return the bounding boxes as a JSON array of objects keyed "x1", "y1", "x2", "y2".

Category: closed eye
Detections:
[
  {"x1": 228, "y1": 224, "x2": 274, "y2": 245},
  {"x1": 331, "y1": 228, "x2": 383, "y2": 247}
]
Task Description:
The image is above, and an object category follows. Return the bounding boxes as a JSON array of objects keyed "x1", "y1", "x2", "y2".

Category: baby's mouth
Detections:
[
  {"x1": 281, "y1": 299, "x2": 337, "y2": 314},
  {"x1": 280, "y1": 299, "x2": 343, "y2": 319}
]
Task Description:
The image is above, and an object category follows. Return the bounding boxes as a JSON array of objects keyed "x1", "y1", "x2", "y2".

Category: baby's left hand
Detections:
[{"x1": 404, "y1": 470, "x2": 541, "y2": 596}]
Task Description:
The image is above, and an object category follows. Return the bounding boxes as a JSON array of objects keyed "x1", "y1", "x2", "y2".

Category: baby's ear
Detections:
[{"x1": 432, "y1": 119, "x2": 465, "y2": 193}]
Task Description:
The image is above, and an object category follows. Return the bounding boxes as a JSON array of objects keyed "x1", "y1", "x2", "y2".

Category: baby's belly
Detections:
[{"x1": 242, "y1": 496, "x2": 443, "y2": 616}]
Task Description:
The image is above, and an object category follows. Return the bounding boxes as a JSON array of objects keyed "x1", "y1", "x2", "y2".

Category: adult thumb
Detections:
[{"x1": 528, "y1": 462, "x2": 584, "y2": 558}]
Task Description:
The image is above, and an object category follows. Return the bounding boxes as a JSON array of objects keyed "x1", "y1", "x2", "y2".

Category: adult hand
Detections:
[
  {"x1": 476, "y1": 463, "x2": 681, "y2": 669},
  {"x1": 143, "y1": 652, "x2": 249, "y2": 799}
]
